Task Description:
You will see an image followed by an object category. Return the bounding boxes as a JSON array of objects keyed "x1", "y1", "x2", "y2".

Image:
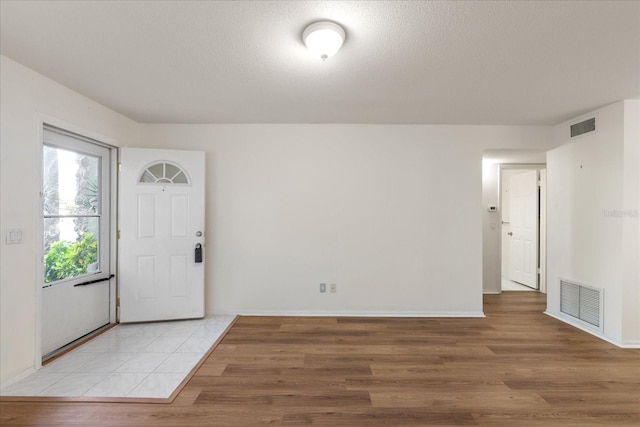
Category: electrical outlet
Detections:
[
  {"x1": 330, "y1": 283, "x2": 336, "y2": 293},
  {"x1": 320, "y1": 283, "x2": 326, "y2": 293}
]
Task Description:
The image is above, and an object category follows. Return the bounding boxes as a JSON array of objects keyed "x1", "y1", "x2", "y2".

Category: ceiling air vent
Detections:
[{"x1": 570, "y1": 117, "x2": 595, "y2": 137}]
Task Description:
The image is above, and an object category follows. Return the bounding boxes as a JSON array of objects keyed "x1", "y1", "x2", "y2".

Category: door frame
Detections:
[
  {"x1": 34, "y1": 115, "x2": 119, "y2": 368},
  {"x1": 498, "y1": 163, "x2": 546, "y2": 293}
]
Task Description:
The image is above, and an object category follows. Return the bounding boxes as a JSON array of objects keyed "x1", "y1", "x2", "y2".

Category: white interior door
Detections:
[
  {"x1": 119, "y1": 148, "x2": 205, "y2": 323},
  {"x1": 508, "y1": 170, "x2": 539, "y2": 289}
]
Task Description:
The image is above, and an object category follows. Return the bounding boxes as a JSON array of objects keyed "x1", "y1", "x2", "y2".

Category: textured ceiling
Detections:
[{"x1": 1, "y1": 1, "x2": 638, "y2": 125}]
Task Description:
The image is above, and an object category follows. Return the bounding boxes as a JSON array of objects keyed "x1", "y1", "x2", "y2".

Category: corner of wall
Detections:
[
  {"x1": 621, "y1": 100, "x2": 640, "y2": 345},
  {"x1": 1, "y1": 55, "x2": 141, "y2": 385},
  {"x1": 547, "y1": 100, "x2": 638, "y2": 347}
]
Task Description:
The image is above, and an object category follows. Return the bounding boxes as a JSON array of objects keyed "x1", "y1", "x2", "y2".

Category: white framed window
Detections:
[{"x1": 42, "y1": 126, "x2": 112, "y2": 286}]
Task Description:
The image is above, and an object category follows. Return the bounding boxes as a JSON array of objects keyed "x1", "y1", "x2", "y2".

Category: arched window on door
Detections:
[{"x1": 139, "y1": 162, "x2": 189, "y2": 184}]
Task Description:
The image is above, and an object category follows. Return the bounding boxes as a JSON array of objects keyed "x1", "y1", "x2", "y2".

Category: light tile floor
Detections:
[
  {"x1": 501, "y1": 276, "x2": 536, "y2": 291},
  {"x1": 0, "y1": 315, "x2": 234, "y2": 399}
]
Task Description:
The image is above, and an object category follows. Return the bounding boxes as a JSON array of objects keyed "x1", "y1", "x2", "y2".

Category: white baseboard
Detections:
[{"x1": 545, "y1": 311, "x2": 640, "y2": 348}]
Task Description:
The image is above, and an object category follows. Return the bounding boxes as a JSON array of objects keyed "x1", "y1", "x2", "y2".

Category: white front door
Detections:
[
  {"x1": 118, "y1": 148, "x2": 205, "y2": 323},
  {"x1": 508, "y1": 170, "x2": 539, "y2": 288}
]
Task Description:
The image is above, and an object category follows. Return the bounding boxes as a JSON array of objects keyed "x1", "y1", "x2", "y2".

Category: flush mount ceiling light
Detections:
[{"x1": 303, "y1": 21, "x2": 346, "y2": 61}]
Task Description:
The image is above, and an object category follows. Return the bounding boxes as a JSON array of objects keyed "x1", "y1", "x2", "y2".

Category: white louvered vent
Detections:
[
  {"x1": 560, "y1": 279, "x2": 603, "y2": 331},
  {"x1": 570, "y1": 117, "x2": 596, "y2": 137}
]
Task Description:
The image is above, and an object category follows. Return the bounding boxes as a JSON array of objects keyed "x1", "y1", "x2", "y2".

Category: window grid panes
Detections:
[
  {"x1": 43, "y1": 145, "x2": 102, "y2": 285},
  {"x1": 139, "y1": 162, "x2": 189, "y2": 184}
]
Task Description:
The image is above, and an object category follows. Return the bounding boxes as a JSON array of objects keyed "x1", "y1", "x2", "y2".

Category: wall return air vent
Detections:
[
  {"x1": 570, "y1": 117, "x2": 596, "y2": 137},
  {"x1": 560, "y1": 279, "x2": 603, "y2": 331}
]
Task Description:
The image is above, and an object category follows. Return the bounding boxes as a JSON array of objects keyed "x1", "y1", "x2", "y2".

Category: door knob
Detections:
[{"x1": 508, "y1": 232, "x2": 513, "y2": 236}]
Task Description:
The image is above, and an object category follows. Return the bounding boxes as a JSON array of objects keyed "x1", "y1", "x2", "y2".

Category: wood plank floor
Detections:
[{"x1": 2, "y1": 293, "x2": 639, "y2": 426}]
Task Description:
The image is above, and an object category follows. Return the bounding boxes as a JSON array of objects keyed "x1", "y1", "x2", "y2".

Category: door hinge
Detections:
[
  {"x1": 118, "y1": 162, "x2": 122, "y2": 172},
  {"x1": 116, "y1": 297, "x2": 120, "y2": 307},
  {"x1": 117, "y1": 230, "x2": 121, "y2": 239}
]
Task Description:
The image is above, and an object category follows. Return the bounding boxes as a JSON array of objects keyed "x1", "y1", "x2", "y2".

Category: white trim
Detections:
[
  {"x1": 235, "y1": 311, "x2": 486, "y2": 318},
  {"x1": 36, "y1": 114, "x2": 119, "y2": 147},
  {"x1": 109, "y1": 148, "x2": 118, "y2": 324},
  {"x1": 34, "y1": 119, "x2": 44, "y2": 372},
  {"x1": 545, "y1": 311, "x2": 639, "y2": 348},
  {"x1": 539, "y1": 168, "x2": 547, "y2": 294},
  {"x1": 483, "y1": 291, "x2": 501, "y2": 295}
]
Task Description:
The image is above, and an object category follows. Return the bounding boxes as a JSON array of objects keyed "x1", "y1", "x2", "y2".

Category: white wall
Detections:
[
  {"x1": 0, "y1": 54, "x2": 562, "y2": 386},
  {"x1": 481, "y1": 162, "x2": 501, "y2": 293},
  {"x1": 0, "y1": 56, "x2": 139, "y2": 385},
  {"x1": 141, "y1": 124, "x2": 552, "y2": 315},
  {"x1": 547, "y1": 100, "x2": 640, "y2": 346}
]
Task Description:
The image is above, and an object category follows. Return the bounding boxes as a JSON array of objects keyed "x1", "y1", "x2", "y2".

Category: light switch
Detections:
[{"x1": 6, "y1": 228, "x2": 24, "y2": 245}]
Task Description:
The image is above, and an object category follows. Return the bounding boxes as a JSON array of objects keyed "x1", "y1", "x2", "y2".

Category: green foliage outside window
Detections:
[{"x1": 44, "y1": 232, "x2": 97, "y2": 284}]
